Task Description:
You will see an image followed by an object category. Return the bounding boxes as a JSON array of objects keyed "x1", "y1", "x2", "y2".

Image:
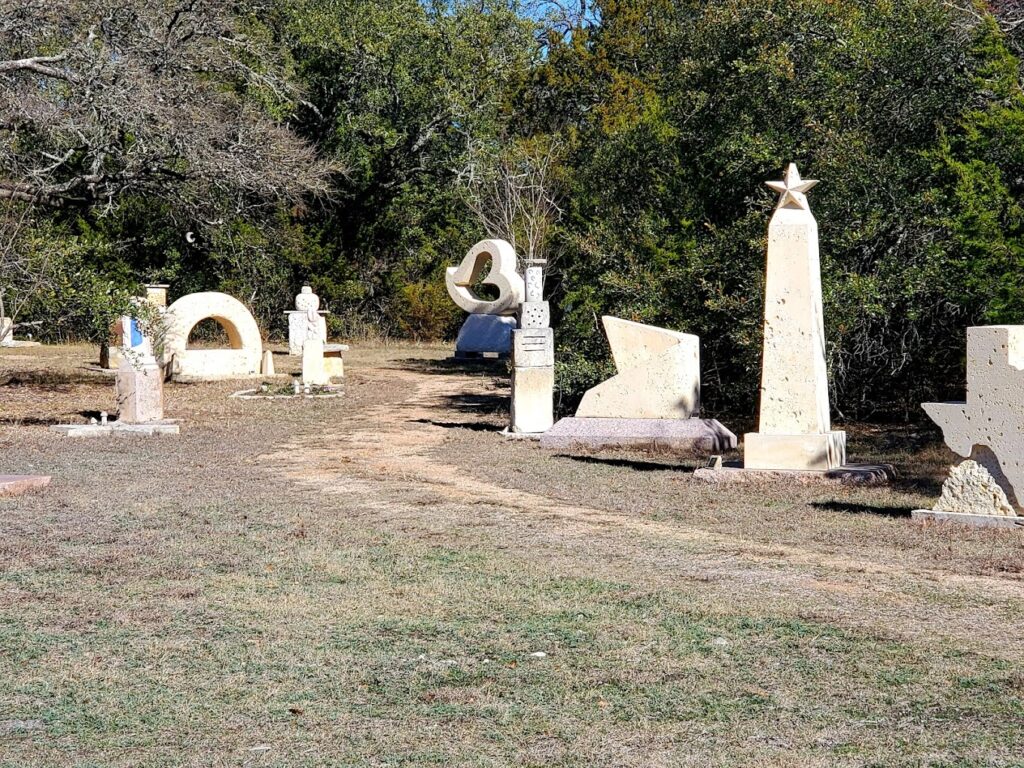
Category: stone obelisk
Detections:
[{"x1": 744, "y1": 163, "x2": 846, "y2": 471}]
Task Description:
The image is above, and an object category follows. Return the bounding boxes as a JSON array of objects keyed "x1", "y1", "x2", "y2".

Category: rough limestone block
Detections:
[
  {"x1": 576, "y1": 317, "x2": 700, "y2": 420},
  {"x1": 324, "y1": 344, "x2": 349, "y2": 379},
  {"x1": 744, "y1": 164, "x2": 846, "y2": 471},
  {"x1": 455, "y1": 314, "x2": 516, "y2": 356},
  {"x1": 115, "y1": 361, "x2": 164, "y2": 424},
  {"x1": 923, "y1": 326, "x2": 1024, "y2": 516},
  {"x1": 519, "y1": 301, "x2": 550, "y2": 330},
  {"x1": 743, "y1": 431, "x2": 847, "y2": 473},
  {"x1": 511, "y1": 365, "x2": 555, "y2": 434},
  {"x1": 262, "y1": 350, "x2": 276, "y2": 376},
  {"x1": 541, "y1": 417, "x2": 737, "y2": 455},
  {"x1": 302, "y1": 337, "x2": 329, "y2": 386},
  {"x1": 164, "y1": 292, "x2": 263, "y2": 380},
  {"x1": 513, "y1": 328, "x2": 554, "y2": 368},
  {"x1": 445, "y1": 239, "x2": 525, "y2": 316},
  {"x1": 932, "y1": 460, "x2": 1017, "y2": 517}
]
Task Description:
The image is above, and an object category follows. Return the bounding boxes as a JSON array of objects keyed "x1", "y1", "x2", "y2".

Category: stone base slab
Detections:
[
  {"x1": 744, "y1": 431, "x2": 847, "y2": 472},
  {"x1": 50, "y1": 422, "x2": 180, "y2": 438},
  {"x1": 540, "y1": 417, "x2": 737, "y2": 455},
  {"x1": 912, "y1": 509, "x2": 1024, "y2": 529},
  {"x1": 693, "y1": 463, "x2": 895, "y2": 486},
  {"x1": 0, "y1": 475, "x2": 51, "y2": 496}
]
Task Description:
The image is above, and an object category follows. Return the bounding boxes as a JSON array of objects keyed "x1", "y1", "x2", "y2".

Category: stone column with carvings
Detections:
[{"x1": 510, "y1": 263, "x2": 554, "y2": 434}]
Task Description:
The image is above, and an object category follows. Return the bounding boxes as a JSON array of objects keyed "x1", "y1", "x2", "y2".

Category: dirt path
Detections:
[{"x1": 265, "y1": 362, "x2": 1024, "y2": 662}]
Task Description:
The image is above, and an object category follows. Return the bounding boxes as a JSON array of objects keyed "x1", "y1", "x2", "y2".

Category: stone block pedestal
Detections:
[
  {"x1": 511, "y1": 365, "x2": 554, "y2": 434},
  {"x1": 541, "y1": 417, "x2": 737, "y2": 455},
  {"x1": 743, "y1": 431, "x2": 847, "y2": 472},
  {"x1": 116, "y1": 362, "x2": 164, "y2": 424}
]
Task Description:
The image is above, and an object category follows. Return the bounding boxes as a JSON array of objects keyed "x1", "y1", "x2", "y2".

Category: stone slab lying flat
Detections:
[
  {"x1": 50, "y1": 422, "x2": 180, "y2": 438},
  {"x1": 693, "y1": 463, "x2": 895, "y2": 486},
  {"x1": 540, "y1": 417, "x2": 737, "y2": 455},
  {"x1": 912, "y1": 510, "x2": 1024, "y2": 529},
  {"x1": 0, "y1": 475, "x2": 51, "y2": 497}
]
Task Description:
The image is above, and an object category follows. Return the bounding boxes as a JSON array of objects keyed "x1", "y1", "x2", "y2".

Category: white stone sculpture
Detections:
[
  {"x1": 163, "y1": 292, "x2": 263, "y2": 380},
  {"x1": 541, "y1": 316, "x2": 736, "y2": 454},
  {"x1": 577, "y1": 317, "x2": 700, "y2": 419},
  {"x1": 445, "y1": 239, "x2": 525, "y2": 316},
  {"x1": 744, "y1": 163, "x2": 846, "y2": 472},
  {"x1": 286, "y1": 286, "x2": 328, "y2": 355},
  {"x1": 510, "y1": 264, "x2": 554, "y2": 434},
  {"x1": 918, "y1": 325, "x2": 1024, "y2": 523},
  {"x1": 114, "y1": 308, "x2": 165, "y2": 424},
  {"x1": 446, "y1": 239, "x2": 525, "y2": 357}
]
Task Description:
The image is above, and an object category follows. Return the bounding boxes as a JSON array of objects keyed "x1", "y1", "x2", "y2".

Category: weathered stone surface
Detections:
[
  {"x1": 694, "y1": 463, "x2": 894, "y2": 486},
  {"x1": 744, "y1": 431, "x2": 847, "y2": 473},
  {"x1": 324, "y1": 343, "x2": 348, "y2": 379},
  {"x1": 576, "y1": 317, "x2": 701, "y2": 420},
  {"x1": 932, "y1": 459, "x2": 1017, "y2": 517},
  {"x1": 513, "y1": 328, "x2": 554, "y2": 369},
  {"x1": 924, "y1": 325, "x2": 1024, "y2": 515},
  {"x1": 302, "y1": 337, "x2": 329, "y2": 386},
  {"x1": 911, "y1": 510, "x2": 1024, "y2": 529},
  {"x1": 50, "y1": 423, "x2": 179, "y2": 437},
  {"x1": 541, "y1": 417, "x2": 737, "y2": 455},
  {"x1": 511, "y1": 365, "x2": 555, "y2": 434},
  {"x1": 115, "y1": 360, "x2": 164, "y2": 424},
  {"x1": 455, "y1": 314, "x2": 516, "y2": 356},
  {"x1": 262, "y1": 350, "x2": 276, "y2": 376},
  {"x1": 0, "y1": 475, "x2": 51, "y2": 496},
  {"x1": 445, "y1": 239, "x2": 525, "y2": 316},
  {"x1": 165, "y1": 292, "x2": 263, "y2": 380},
  {"x1": 285, "y1": 286, "x2": 329, "y2": 355},
  {"x1": 744, "y1": 163, "x2": 846, "y2": 471}
]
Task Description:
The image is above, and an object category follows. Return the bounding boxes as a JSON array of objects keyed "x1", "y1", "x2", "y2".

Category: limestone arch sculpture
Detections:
[
  {"x1": 445, "y1": 239, "x2": 525, "y2": 316},
  {"x1": 164, "y1": 291, "x2": 263, "y2": 380}
]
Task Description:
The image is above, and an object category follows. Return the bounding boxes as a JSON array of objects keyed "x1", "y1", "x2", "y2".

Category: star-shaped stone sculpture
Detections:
[{"x1": 766, "y1": 163, "x2": 819, "y2": 210}]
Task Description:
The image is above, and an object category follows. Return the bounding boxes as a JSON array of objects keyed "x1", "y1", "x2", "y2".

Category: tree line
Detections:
[{"x1": 2, "y1": 0, "x2": 1023, "y2": 420}]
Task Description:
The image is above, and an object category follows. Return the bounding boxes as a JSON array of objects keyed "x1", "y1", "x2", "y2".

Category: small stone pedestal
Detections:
[
  {"x1": 542, "y1": 418, "x2": 737, "y2": 455},
  {"x1": 116, "y1": 359, "x2": 164, "y2": 424},
  {"x1": 302, "y1": 337, "x2": 330, "y2": 386}
]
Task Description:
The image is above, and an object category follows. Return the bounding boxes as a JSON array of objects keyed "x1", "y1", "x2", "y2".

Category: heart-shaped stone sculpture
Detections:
[{"x1": 445, "y1": 239, "x2": 525, "y2": 316}]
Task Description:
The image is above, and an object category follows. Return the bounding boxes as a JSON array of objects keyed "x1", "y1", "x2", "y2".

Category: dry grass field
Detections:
[{"x1": 1, "y1": 344, "x2": 1022, "y2": 767}]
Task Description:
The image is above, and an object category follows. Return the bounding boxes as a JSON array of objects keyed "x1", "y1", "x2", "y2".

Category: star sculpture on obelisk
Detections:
[
  {"x1": 765, "y1": 163, "x2": 818, "y2": 211},
  {"x1": 744, "y1": 162, "x2": 847, "y2": 472}
]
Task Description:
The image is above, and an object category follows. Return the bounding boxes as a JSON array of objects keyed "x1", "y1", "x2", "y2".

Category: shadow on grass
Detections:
[
  {"x1": 439, "y1": 392, "x2": 508, "y2": 416},
  {"x1": 810, "y1": 501, "x2": 914, "y2": 519},
  {"x1": 410, "y1": 418, "x2": 498, "y2": 433},
  {"x1": 554, "y1": 454, "x2": 689, "y2": 473},
  {"x1": 394, "y1": 357, "x2": 508, "y2": 377}
]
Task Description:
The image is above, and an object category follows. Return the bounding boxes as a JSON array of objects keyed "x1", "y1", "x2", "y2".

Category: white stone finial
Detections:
[{"x1": 765, "y1": 163, "x2": 819, "y2": 211}]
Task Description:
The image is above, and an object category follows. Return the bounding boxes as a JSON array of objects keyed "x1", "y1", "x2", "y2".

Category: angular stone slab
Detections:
[
  {"x1": 540, "y1": 417, "x2": 737, "y2": 455},
  {"x1": 693, "y1": 463, "x2": 894, "y2": 486},
  {"x1": 50, "y1": 422, "x2": 180, "y2": 438},
  {"x1": 911, "y1": 509, "x2": 1024, "y2": 529},
  {"x1": 0, "y1": 475, "x2": 51, "y2": 497}
]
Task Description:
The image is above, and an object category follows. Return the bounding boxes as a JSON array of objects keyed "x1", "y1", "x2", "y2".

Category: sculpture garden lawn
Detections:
[{"x1": 1, "y1": 343, "x2": 1022, "y2": 766}]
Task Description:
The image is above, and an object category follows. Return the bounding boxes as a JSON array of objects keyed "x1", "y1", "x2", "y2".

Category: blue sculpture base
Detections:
[{"x1": 454, "y1": 315, "x2": 516, "y2": 358}]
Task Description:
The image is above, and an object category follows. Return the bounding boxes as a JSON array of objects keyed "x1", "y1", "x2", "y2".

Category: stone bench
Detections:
[{"x1": 324, "y1": 344, "x2": 349, "y2": 379}]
